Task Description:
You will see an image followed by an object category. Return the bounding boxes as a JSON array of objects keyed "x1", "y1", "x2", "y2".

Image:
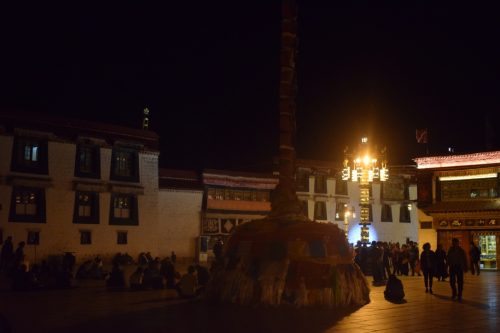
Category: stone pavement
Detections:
[{"x1": 0, "y1": 271, "x2": 498, "y2": 333}]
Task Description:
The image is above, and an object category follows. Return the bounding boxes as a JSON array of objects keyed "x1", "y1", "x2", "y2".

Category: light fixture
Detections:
[{"x1": 342, "y1": 137, "x2": 388, "y2": 244}]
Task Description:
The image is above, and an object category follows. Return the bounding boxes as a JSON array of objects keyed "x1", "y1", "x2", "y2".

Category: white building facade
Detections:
[
  {"x1": 295, "y1": 160, "x2": 419, "y2": 245},
  {"x1": 0, "y1": 112, "x2": 162, "y2": 264}
]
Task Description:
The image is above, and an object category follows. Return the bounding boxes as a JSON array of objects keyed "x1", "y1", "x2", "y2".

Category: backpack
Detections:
[{"x1": 384, "y1": 275, "x2": 405, "y2": 302}]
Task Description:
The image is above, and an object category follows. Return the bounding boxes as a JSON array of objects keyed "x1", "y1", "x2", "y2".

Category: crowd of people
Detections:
[{"x1": 357, "y1": 238, "x2": 482, "y2": 303}]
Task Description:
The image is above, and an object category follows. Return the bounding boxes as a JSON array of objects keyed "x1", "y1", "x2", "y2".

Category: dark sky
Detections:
[{"x1": 1, "y1": 1, "x2": 500, "y2": 170}]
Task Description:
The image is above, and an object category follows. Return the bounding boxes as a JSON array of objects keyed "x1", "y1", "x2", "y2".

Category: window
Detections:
[
  {"x1": 80, "y1": 230, "x2": 92, "y2": 245},
  {"x1": 296, "y1": 170, "x2": 310, "y2": 192},
  {"x1": 110, "y1": 194, "x2": 138, "y2": 225},
  {"x1": 11, "y1": 137, "x2": 48, "y2": 174},
  {"x1": 75, "y1": 145, "x2": 100, "y2": 178},
  {"x1": 9, "y1": 187, "x2": 46, "y2": 223},
  {"x1": 400, "y1": 204, "x2": 411, "y2": 223},
  {"x1": 314, "y1": 201, "x2": 327, "y2": 220},
  {"x1": 335, "y1": 178, "x2": 348, "y2": 195},
  {"x1": 117, "y1": 231, "x2": 128, "y2": 245},
  {"x1": 110, "y1": 149, "x2": 138, "y2": 182},
  {"x1": 27, "y1": 231, "x2": 40, "y2": 245},
  {"x1": 73, "y1": 192, "x2": 99, "y2": 224},
  {"x1": 335, "y1": 202, "x2": 345, "y2": 221},
  {"x1": 314, "y1": 175, "x2": 327, "y2": 194},
  {"x1": 381, "y1": 204, "x2": 393, "y2": 222}
]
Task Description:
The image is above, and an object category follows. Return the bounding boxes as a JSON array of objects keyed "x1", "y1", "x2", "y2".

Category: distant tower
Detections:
[{"x1": 143, "y1": 108, "x2": 150, "y2": 130}]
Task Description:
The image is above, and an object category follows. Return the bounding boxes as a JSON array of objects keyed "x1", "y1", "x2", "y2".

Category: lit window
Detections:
[
  {"x1": 73, "y1": 192, "x2": 99, "y2": 224},
  {"x1": 10, "y1": 187, "x2": 46, "y2": 223},
  {"x1": 111, "y1": 149, "x2": 138, "y2": 182},
  {"x1": 11, "y1": 137, "x2": 48, "y2": 174},
  {"x1": 110, "y1": 194, "x2": 138, "y2": 225}
]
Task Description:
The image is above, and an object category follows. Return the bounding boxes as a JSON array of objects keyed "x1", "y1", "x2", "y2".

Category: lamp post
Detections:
[{"x1": 342, "y1": 137, "x2": 388, "y2": 244}]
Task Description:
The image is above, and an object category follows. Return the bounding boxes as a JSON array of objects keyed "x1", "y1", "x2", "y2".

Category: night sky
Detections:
[{"x1": 1, "y1": 1, "x2": 499, "y2": 170}]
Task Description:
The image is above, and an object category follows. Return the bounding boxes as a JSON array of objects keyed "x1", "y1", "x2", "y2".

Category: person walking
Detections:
[
  {"x1": 435, "y1": 244, "x2": 448, "y2": 281},
  {"x1": 420, "y1": 243, "x2": 436, "y2": 294},
  {"x1": 447, "y1": 238, "x2": 468, "y2": 301},
  {"x1": 469, "y1": 241, "x2": 481, "y2": 275}
]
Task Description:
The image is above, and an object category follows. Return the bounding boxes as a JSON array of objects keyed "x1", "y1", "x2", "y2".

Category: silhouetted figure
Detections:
[
  {"x1": 447, "y1": 238, "x2": 468, "y2": 301},
  {"x1": 420, "y1": 243, "x2": 437, "y2": 294},
  {"x1": 161, "y1": 257, "x2": 176, "y2": 289},
  {"x1": 469, "y1": 241, "x2": 481, "y2": 275},
  {"x1": 435, "y1": 244, "x2": 448, "y2": 281},
  {"x1": 384, "y1": 274, "x2": 405, "y2": 303},
  {"x1": 170, "y1": 251, "x2": 177, "y2": 264},
  {"x1": 13, "y1": 241, "x2": 26, "y2": 271},
  {"x1": 0, "y1": 236, "x2": 14, "y2": 272},
  {"x1": 129, "y1": 267, "x2": 145, "y2": 291},
  {"x1": 195, "y1": 264, "x2": 210, "y2": 288},
  {"x1": 107, "y1": 263, "x2": 126, "y2": 290},
  {"x1": 176, "y1": 266, "x2": 199, "y2": 298}
]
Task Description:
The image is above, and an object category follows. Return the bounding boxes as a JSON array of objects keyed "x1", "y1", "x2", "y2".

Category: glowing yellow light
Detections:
[{"x1": 363, "y1": 155, "x2": 370, "y2": 165}]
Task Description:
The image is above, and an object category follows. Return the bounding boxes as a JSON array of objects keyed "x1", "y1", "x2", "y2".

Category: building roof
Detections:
[
  {"x1": 423, "y1": 200, "x2": 500, "y2": 214},
  {"x1": 414, "y1": 151, "x2": 500, "y2": 170},
  {"x1": 0, "y1": 110, "x2": 159, "y2": 150},
  {"x1": 159, "y1": 168, "x2": 203, "y2": 190}
]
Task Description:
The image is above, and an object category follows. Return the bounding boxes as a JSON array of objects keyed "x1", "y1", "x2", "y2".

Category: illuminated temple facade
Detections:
[
  {"x1": 415, "y1": 152, "x2": 500, "y2": 271},
  {"x1": 294, "y1": 159, "x2": 419, "y2": 245}
]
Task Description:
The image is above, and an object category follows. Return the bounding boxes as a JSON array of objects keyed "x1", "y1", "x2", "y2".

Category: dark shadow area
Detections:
[
  {"x1": 431, "y1": 293, "x2": 491, "y2": 310},
  {"x1": 51, "y1": 300, "x2": 362, "y2": 333},
  {"x1": 384, "y1": 298, "x2": 407, "y2": 304}
]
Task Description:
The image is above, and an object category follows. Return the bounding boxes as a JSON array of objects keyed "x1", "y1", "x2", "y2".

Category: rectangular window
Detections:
[
  {"x1": 314, "y1": 201, "x2": 327, "y2": 220},
  {"x1": 117, "y1": 231, "x2": 128, "y2": 245},
  {"x1": 80, "y1": 230, "x2": 92, "y2": 245},
  {"x1": 400, "y1": 204, "x2": 411, "y2": 223},
  {"x1": 381, "y1": 204, "x2": 393, "y2": 222},
  {"x1": 11, "y1": 137, "x2": 48, "y2": 174},
  {"x1": 315, "y1": 175, "x2": 327, "y2": 194},
  {"x1": 296, "y1": 170, "x2": 310, "y2": 192},
  {"x1": 9, "y1": 187, "x2": 46, "y2": 223},
  {"x1": 73, "y1": 192, "x2": 99, "y2": 224},
  {"x1": 335, "y1": 202, "x2": 345, "y2": 221},
  {"x1": 110, "y1": 194, "x2": 138, "y2": 225},
  {"x1": 75, "y1": 145, "x2": 100, "y2": 178},
  {"x1": 27, "y1": 231, "x2": 40, "y2": 245},
  {"x1": 110, "y1": 149, "x2": 138, "y2": 182},
  {"x1": 335, "y1": 178, "x2": 348, "y2": 195}
]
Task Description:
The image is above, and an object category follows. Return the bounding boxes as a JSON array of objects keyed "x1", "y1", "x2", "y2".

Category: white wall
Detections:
[{"x1": 158, "y1": 189, "x2": 202, "y2": 261}]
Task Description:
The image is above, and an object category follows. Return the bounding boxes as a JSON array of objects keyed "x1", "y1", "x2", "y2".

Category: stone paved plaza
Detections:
[{"x1": 0, "y1": 271, "x2": 498, "y2": 333}]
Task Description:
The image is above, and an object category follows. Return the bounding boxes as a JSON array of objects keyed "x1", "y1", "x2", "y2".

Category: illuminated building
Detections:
[{"x1": 415, "y1": 151, "x2": 500, "y2": 270}]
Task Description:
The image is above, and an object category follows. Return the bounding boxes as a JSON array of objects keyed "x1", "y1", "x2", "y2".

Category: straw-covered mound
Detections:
[{"x1": 207, "y1": 216, "x2": 370, "y2": 308}]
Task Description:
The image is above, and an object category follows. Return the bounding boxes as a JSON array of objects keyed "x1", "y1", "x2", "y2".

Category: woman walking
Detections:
[{"x1": 420, "y1": 243, "x2": 437, "y2": 294}]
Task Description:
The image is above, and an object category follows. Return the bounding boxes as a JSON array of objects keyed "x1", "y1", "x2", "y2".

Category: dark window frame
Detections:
[
  {"x1": 110, "y1": 148, "x2": 139, "y2": 182},
  {"x1": 73, "y1": 191, "x2": 100, "y2": 224},
  {"x1": 9, "y1": 187, "x2": 46, "y2": 223},
  {"x1": 296, "y1": 170, "x2": 310, "y2": 192},
  {"x1": 314, "y1": 174, "x2": 327, "y2": 194},
  {"x1": 381, "y1": 204, "x2": 393, "y2": 222},
  {"x1": 400, "y1": 204, "x2": 411, "y2": 223},
  {"x1": 335, "y1": 202, "x2": 346, "y2": 221},
  {"x1": 117, "y1": 231, "x2": 128, "y2": 245},
  {"x1": 314, "y1": 201, "x2": 327, "y2": 220},
  {"x1": 75, "y1": 144, "x2": 101, "y2": 178},
  {"x1": 335, "y1": 178, "x2": 348, "y2": 195},
  {"x1": 109, "y1": 193, "x2": 139, "y2": 226},
  {"x1": 80, "y1": 230, "x2": 92, "y2": 245},
  {"x1": 10, "y1": 137, "x2": 48, "y2": 175}
]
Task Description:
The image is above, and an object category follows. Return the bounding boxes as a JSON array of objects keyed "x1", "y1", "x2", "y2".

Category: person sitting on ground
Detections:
[
  {"x1": 161, "y1": 257, "x2": 176, "y2": 289},
  {"x1": 176, "y1": 266, "x2": 199, "y2": 298},
  {"x1": 384, "y1": 274, "x2": 405, "y2": 302},
  {"x1": 129, "y1": 267, "x2": 145, "y2": 291},
  {"x1": 195, "y1": 263, "x2": 210, "y2": 289},
  {"x1": 106, "y1": 263, "x2": 126, "y2": 290}
]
